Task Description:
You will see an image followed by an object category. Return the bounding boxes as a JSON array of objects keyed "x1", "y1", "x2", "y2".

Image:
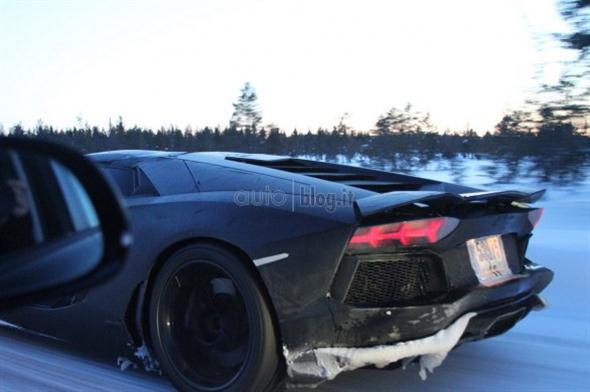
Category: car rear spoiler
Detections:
[{"x1": 354, "y1": 189, "x2": 545, "y2": 218}]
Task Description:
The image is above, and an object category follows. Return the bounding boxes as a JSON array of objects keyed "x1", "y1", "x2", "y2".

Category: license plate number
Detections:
[{"x1": 466, "y1": 235, "x2": 513, "y2": 286}]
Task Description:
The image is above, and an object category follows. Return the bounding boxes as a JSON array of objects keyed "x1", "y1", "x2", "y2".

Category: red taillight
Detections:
[
  {"x1": 348, "y1": 217, "x2": 459, "y2": 249},
  {"x1": 528, "y1": 208, "x2": 544, "y2": 227}
]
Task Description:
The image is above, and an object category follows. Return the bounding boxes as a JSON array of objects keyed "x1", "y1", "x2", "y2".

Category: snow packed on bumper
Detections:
[{"x1": 285, "y1": 312, "x2": 476, "y2": 387}]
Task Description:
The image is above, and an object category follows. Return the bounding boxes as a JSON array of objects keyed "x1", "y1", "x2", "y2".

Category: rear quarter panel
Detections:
[{"x1": 126, "y1": 191, "x2": 357, "y2": 318}]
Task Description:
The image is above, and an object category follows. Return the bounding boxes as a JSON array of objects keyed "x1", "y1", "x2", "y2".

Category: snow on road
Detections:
[
  {"x1": 1, "y1": 166, "x2": 589, "y2": 391},
  {"x1": 0, "y1": 331, "x2": 172, "y2": 392}
]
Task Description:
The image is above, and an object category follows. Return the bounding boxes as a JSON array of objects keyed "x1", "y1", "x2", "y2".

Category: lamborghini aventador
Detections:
[{"x1": 0, "y1": 150, "x2": 553, "y2": 391}]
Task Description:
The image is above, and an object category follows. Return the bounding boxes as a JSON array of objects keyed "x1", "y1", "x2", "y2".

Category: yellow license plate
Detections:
[{"x1": 466, "y1": 235, "x2": 513, "y2": 286}]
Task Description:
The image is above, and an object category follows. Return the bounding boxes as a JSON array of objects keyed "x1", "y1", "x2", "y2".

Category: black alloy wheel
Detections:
[{"x1": 149, "y1": 244, "x2": 281, "y2": 392}]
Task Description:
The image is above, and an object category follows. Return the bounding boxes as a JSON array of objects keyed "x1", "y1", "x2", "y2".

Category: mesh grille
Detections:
[{"x1": 344, "y1": 254, "x2": 446, "y2": 307}]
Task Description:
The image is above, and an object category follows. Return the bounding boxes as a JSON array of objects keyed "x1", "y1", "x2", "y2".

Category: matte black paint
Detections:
[{"x1": 0, "y1": 150, "x2": 553, "y2": 385}]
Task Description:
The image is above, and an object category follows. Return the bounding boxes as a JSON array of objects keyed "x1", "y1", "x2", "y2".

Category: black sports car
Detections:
[{"x1": 0, "y1": 150, "x2": 553, "y2": 391}]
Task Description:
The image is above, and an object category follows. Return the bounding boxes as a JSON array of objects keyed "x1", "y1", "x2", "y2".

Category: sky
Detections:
[{"x1": 0, "y1": 0, "x2": 572, "y2": 134}]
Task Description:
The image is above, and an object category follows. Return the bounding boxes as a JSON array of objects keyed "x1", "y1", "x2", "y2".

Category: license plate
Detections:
[{"x1": 466, "y1": 235, "x2": 513, "y2": 286}]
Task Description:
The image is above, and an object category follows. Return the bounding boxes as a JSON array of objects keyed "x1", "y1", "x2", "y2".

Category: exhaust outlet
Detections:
[{"x1": 531, "y1": 294, "x2": 549, "y2": 311}]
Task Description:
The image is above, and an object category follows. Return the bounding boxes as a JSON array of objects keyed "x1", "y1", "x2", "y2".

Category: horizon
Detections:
[{"x1": 0, "y1": 0, "x2": 571, "y2": 134}]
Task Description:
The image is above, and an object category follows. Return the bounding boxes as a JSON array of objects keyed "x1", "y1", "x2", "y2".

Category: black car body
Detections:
[{"x1": 0, "y1": 150, "x2": 553, "y2": 388}]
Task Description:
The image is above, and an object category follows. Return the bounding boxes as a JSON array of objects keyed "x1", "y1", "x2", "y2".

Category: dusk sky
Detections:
[{"x1": 0, "y1": 0, "x2": 571, "y2": 133}]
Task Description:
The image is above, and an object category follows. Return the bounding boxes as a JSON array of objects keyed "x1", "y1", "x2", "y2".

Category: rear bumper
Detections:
[
  {"x1": 461, "y1": 287, "x2": 547, "y2": 342},
  {"x1": 282, "y1": 264, "x2": 553, "y2": 386},
  {"x1": 329, "y1": 264, "x2": 553, "y2": 346}
]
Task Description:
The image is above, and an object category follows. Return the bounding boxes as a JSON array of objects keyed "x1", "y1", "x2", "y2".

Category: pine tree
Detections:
[
  {"x1": 530, "y1": 1, "x2": 589, "y2": 131},
  {"x1": 495, "y1": 110, "x2": 532, "y2": 136},
  {"x1": 230, "y1": 82, "x2": 262, "y2": 131},
  {"x1": 374, "y1": 104, "x2": 433, "y2": 135}
]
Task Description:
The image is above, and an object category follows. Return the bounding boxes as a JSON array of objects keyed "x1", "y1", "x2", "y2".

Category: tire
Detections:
[{"x1": 148, "y1": 244, "x2": 281, "y2": 392}]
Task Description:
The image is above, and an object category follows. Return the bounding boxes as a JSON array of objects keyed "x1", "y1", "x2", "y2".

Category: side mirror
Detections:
[{"x1": 0, "y1": 137, "x2": 131, "y2": 307}]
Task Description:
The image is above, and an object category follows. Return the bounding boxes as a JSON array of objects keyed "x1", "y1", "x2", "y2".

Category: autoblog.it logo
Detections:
[{"x1": 233, "y1": 183, "x2": 355, "y2": 213}]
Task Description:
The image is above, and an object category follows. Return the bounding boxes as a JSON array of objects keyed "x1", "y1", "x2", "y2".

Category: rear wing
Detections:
[{"x1": 354, "y1": 189, "x2": 545, "y2": 218}]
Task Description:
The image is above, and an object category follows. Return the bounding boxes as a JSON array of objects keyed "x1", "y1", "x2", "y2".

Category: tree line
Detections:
[
  {"x1": 2, "y1": 81, "x2": 589, "y2": 187},
  {"x1": 3, "y1": 108, "x2": 588, "y2": 159}
]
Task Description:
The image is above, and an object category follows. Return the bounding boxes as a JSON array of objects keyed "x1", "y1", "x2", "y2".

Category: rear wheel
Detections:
[{"x1": 149, "y1": 244, "x2": 280, "y2": 392}]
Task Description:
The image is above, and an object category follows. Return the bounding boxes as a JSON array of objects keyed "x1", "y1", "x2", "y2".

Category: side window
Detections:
[
  {"x1": 19, "y1": 152, "x2": 74, "y2": 242},
  {"x1": 139, "y1": 159, "x2": 197, "y2": 195},
  {"x1": 0, "y1": 150, "x2": 36, "y2": 253},
  {"x1": 52, "y1": 160, "x2": 99, "y2": 231},
  {"x1": 0, "y1": 150, "x2": 80, "y2": 254},
  {"x1": 100, "y1": 167, "x2": 134, "y2": 196},
  {"x1": 98, "y1": 166, "x2": 158, "y2": 197}
]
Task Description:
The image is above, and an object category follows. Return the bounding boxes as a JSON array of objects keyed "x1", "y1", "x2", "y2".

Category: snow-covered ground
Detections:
[
  {"x1": 1, "y1": 157, "x2": 589, "y2": 391},
  {"x1": 0, "y1": 330, "x2": 172, "y2": 391}
]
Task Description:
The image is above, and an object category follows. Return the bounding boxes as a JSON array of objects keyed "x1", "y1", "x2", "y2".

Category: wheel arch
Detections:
[{"x1": 125, "y1": 236, "x2": 284, "y2": 361}]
